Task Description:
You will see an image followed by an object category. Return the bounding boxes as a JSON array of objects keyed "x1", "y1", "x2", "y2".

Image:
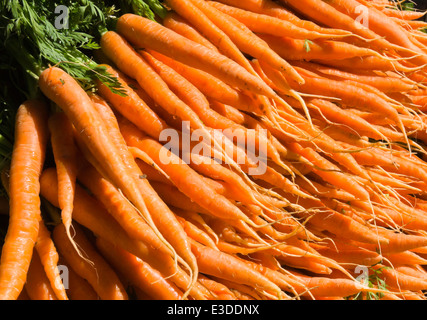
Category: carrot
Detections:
[
  {"x1": 162, "y1": 12, "x2": 219, "y2": 52},
  {"x1": 288, "y1": 271, "x2": 387, "y2": 298},
  {"x1": 188, "y1": 0, "x2": 304, "y2": 84},
  {"x1": 287, "y1": 142, "x2": 371, "y2": 201},
  {"x1": 279, "y1": 0, "x2": 417, "y2": 55},
  {"x1": 213, "y1": 0, "x2": 352, "y2": 36},
  {"x1": 25, "y1": 249, "x2": 57, "y2": 300},
  {"x1": 38, "y1": 66, "x2": 171, "y2": 256},
  {"x1": 327, "y1": 0, "x2": 427, "y2": 66},
  {"x1": 47, "y1": 111, "x2": 79, "y2": 272},
  {"x1": 164, "y1": 0, "x2": 255, "y2": 73},
  {"x1": 261, "y1": 34, "x2": 387, "y2": 61},
  {"x1": 58, "y1": 256, "x2": 99, "y2": 300},
  {"x1": 41, "y1": 168, "x2": 207, "y2": 299},
  {"x1": 0, "y1": 100, "x2": 48, "y2": 300},
  {"x1": 313, "y1": 55, "x2": 420, "y2": 73},
  {"x1": 52, "y1": 222, "x2": 128, "y2": 300},
  {"x1": 197, "y1": 275, "x2": 237, "y2": 300},
  {"x1": 34, "y1": 221, "x2": 68, "y2": 300},
  {"x1": 118, "y1": 116, "x2": 257, "y2": 226},
  {"x1": 190, "y1": 240, "x2": 286, "y2": 299},
  {"x1": 380, "y1": 7, "x2": 427, "y2": 21},
  {"x1": 115, "y1": 14, "x2": 278, "y2": 98},
  {"x1": 371, "y1": 264, "x2": 427, "y2": 291},
  {"x1": 96, "y1": 237, "x2": 184, "y2": 300},
  {"x1": 95, "y1": 65, "x2": 169, "y2": 140},
  {"x1": 76, "y1": 163, "x2": 170, "y2": 256},
  {"x1": 297, "y1": 62, "x2": 416, "y2": 93},
  {"x1": 148, "y1": 50, "x2": 256, "y2": 112},
  {"x1": 140, "y1": 50, "x2": 285, "y2": 173},
  {"x1": 89, "y1": 93, "x2": 199, "y2": 295},
  {"x1": 208, "y1": 1, "x2": 348, "y2": 40},
  {"x1": 39, "y1": 67, "x2": 196, "y2": 291}
]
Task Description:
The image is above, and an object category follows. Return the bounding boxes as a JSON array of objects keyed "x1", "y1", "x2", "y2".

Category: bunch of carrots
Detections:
[{"x1": 2, "y1": 0, "x2": 427, "y2": 300}]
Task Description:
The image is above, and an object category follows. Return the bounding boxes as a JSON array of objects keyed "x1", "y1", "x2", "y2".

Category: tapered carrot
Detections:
[
  {"x1": 25, "y1": 249, "x2": 57, "y2": 300},
  {"x1": 115, "y1": 14, "x2": 278, "y2": 98},
  {"x1": 96, "y1": 237, "x2": 184, "y2": 300},
  {"x1": 140, "y1": 49, "x2": 285, "y2": 173},
  {"x1": 40, "y1": 168, "x2": 207, "y2": 299},
  {"x1": 162, "y1": 12, "x2": 219, "y2": 52},
  {"x1": 164, "y1": 0, "x2": 255, "y2": 73},
  {"x1": 148, "y1": 50, "x2": 256, "y2": 112},
  {"x1": 287, "y1": 271, "x2": 387, "y2": 298},
  {"x1": 280, "y1": 0, "x2": 417, "y2": 55},
  {"x1": 58, "y1": 256, "x2": 99, "y2": 300},
  {"x1": 189, "y1": 0, "x2": 305, "y2": 84},
  {"x1": 118, "y1": 116, "x2": 257, "y2": 226},
  {"x1": 208, "y1": 1, "x2": 348, "y2": 39},
  {"x1": 95, "y1": 65, "x2": 169, "y2": 140},
  {"x1": 48, "y1": 111, "x2": 79, "y2": 275},
  {"x1": 327, "y1": 0, "x2": 427, "y2": 66},
  {"x1": 52, "y1": 223, "x2": 128, "y2": 300},
  {"x1": 0, "y1": 100, "x2": 48, "y2": 300},
  {"x1": 89, "y1": 93, "x2": 199, "y2": 294},
  {"x1": 38, "y1": 66, "x2": 169, "y2": 254},
  {"x1": 197, "y1": 275, "x2": 237, "y2": 300},
  {"x1": 190, "y1": 240, "x2": 286, "y2": 299},
  {"x1": 259, "y1": 34, "x2": 391, "y2": 61},
  {"x1": 213, "y1": 0, "x2": 352, "y2": 36},
  {"x1": 76, "y1": 163, "x2": 170, "y2": 256},
  {"x1": 35, "y1": 221, "x2": 68, "y2": 300}
]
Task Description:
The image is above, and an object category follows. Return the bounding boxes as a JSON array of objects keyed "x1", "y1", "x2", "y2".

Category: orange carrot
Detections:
[
  {"x1": 89, "y1": 93, "x2": 199, "y2": 295},
  {"x1": 213, "y1": 0, "x2": 351, "y2": 36},
  {"x1": 148, "y1": 50, "x2": 256, "y2": 112},
  {"x1": 35, "y1": 221, "x2": 68, "y2": 300},
  {"x1": 115, "y1": 14, "x2": 278, "y2": 97},
  {"x1": 164, "y1": 0, "x2": 255, "y2": 73},
  {"x1": 25, "y1": 249, "x2": 57, "y2": 300},
  {"x1": 58, "y1": 256, "x2": 99, "y2": 300},
  {"x1": 48, "y1": 111, "x2": 79, "y2": 273},
  {"x1": 162, "y1": 12, "x2": 219, "y2": 52},
  {"x1": 95, "y1": 65, "x2": 169, "y2": 141},
  {"x1": 96, "y1": 237, "x2": 184, "y2": 300},
  {"x1": 0, "y1": 100, "x2": 48, "y2": 300},
  {"x1": 52, "y1": 223, "x2": 128, "y2": 300},
  {"x1": 208, "y1": 1, "x2": 347, "y2": 39},
  {"x1": 191, "y1": 240, "x2": 285, "y2": 299},
  {"x1": 189, "y1": 0, "x2": 304, "y2": 84}
]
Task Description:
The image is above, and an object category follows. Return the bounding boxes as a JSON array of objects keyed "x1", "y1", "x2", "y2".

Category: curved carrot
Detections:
[
  {"x1": 95, "y1": 65, "x2": 170, "y2": 140},
  {"x1": 327, "y1": 0, "x2": 427, "y2": 66},
  {"x1": 52, "y1": 223, "x2": 128, "y2": 300},
  {"x1": 213, "y1": 0, "x2": 351, "y2": 36},
  {"x1": 0, "y1": 100, "x2": 48, "y2": 300},
  {"x1": 25, "y1": 249, "x2": 57, "y2": 300},
  {"x1": 115, "y1": 14, "x2": 278, "y2": 98},
  {"x1": 89, "y1": 93, "x2": 199, "y2": 296},
  {"x1": 58, "y1": 256, "x2": 99, "y2": 300},
  {"x1": 48, "y1": 111, "x2": 79, "y2": 276},
  {"x1": 190, "y1": 240, "x2": 285, "y2": 299},
  {"x1": 96, "y1": 237, "x2": 184, "y2": 300},
  {"x1": 38, "y1": 66, "x2": 168, "y2": 253},
  {"x1": 189, "y1": 0, "x2": 304, "y2": 84},
  {"x1": 164, "y1": 0, "x2": 255, "y2": 73},
  {"x1": 147, "y1": 50, "x2": 260, "y2": 114},
  {"x1": 208, "y1": 1, "x2": 346, "y2": 39},
  {"x1": 162, "y1": 11, "x2": 219, "y2": 52},
  {"x1": 118, "y1": 117, "x2": 256, "y2": 226},
  {"x1": 35, "y1": 221, "x2": 68, "y2": 300}
]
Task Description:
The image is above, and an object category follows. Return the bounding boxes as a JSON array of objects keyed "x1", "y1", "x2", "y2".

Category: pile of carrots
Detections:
[{"x1": 2, "y1": 0, "x2": 427, "y2": 300}]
